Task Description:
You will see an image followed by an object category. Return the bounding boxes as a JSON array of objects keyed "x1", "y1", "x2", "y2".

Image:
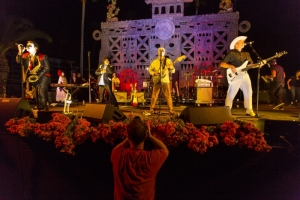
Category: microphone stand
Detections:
[
  {"x1": 247, "y1": 43, "x2": 262, "y2": 117},
  {"x1": 157, "y1": 51, "x2": 163, "y2": 117},
  {"x1": 88, "y1": 51, "x2": 91, "y2": 103}
]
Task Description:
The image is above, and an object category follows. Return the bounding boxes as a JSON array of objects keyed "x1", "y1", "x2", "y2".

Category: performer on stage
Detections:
[
  {"x1": 95, "y1": 57, "x2": 118, "y2": 108},
  {"x1": 16, "y1": 41, "x2": 50, "y2": 110},
  {"x1": 70, "y1": 72, "x2": 86, "y2": 102},
  {"x1": 56, "y1": 70, "x2": 67, "y2": 103},
  {"x1": 266, "y1": 59, "x2": 286, "y2": 110},
  {"x1": 220, "y1": 36, "x2": 266, "y2": 117},
  {"x1": 112, "y1": 73, "x2": 120, "y2": 91},
  {"x1": 148, "y1": 47, "x2": 175, "y2": 115},
  {"x1": 286, "y1": 70, "x2": 300, "y2": 106}
]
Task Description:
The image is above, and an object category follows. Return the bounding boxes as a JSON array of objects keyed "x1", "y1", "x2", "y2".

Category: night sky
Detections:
[{"x1": 1, "y1": 0, "x2": 300, "y2": 78}]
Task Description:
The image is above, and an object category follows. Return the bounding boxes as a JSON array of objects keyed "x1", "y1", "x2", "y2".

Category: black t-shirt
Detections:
[
  {"x1": 222, "y1": 50, "x2": 253, "y2": 67},
  {"x1": 270, "y1": 64, "x2": 285, "y2": 84},
  {"x1": 289, "y1": 75, "x2": 300, "y2": 87}
]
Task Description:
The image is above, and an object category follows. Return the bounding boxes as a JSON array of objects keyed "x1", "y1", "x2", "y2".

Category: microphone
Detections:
[
  {"x1": 244, "y1": 41, "x2": 254, "y2": 46},
  {"x1": 15, "y1": 43, "x2": 24, "y2": 47},
  {"x1": 15, "y1": 43, "x2": 25, "y2": 49}
]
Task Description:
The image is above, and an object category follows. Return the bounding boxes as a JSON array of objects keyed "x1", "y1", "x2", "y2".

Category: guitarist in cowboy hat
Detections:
[
  {"x1": 148, "y1": 47, "x2": 175, "y2": 115},
  {"x1": 220, "y1": 36, "x2": 266, "y2": 117}
]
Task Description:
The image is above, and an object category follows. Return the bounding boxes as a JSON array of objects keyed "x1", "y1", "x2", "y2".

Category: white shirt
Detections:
[{"x1": 98, "y1": 65, "x2": 107, "y2": 85}]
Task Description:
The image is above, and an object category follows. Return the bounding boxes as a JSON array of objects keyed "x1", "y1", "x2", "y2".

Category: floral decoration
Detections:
[{"x1": 5, "y1": 113, "x2": 272, "y2": 156}]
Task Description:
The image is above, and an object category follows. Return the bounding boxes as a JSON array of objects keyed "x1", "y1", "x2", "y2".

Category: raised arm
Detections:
[{"x1": 147, "y1": 122, "x2": 169, "y2": 155}]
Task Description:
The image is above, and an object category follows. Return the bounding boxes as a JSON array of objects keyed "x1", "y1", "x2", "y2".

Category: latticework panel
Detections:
[{"x1": 100, "y1": 12, "x2": 239, "y2": 91}]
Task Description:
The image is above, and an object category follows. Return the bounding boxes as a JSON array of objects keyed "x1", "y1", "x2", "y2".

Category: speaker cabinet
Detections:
[
  {"x1": 0, "y1": 98, "x2": 32, "y2": 132},
  {"x1": 194, "y1": 87, "x2": 213, "y2": 104},
  {"x1": 259, "y1": 90, "x2": 271, "y2": 103},
  {"x1": 83, "y1": 104, "x2": 126, "y2": 123},
  {"x1": 255, "y1": 119, "x2": 300, "y2": 146},
  {"x1": 131, "y1": 92, "x2": 145, "y2": 103},
  {"x1": 113, "y1": 91, "x2": 128, "y2": 103},
  {"x1": 179, "y1": 106, "x2": 232, "y2": 126}
]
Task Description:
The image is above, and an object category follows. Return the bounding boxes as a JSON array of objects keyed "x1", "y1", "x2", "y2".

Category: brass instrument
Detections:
[
  {"x1": 64, "y1": 90, "x2": 72, "y2": 114},
  {"x1": 27, "y1": 56, "x2": 41, "y2": 83}
]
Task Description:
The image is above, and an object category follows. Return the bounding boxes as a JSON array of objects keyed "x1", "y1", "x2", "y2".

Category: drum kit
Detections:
[{"x1": 113, "y1": 67, "x2": 227, "y2": 105}]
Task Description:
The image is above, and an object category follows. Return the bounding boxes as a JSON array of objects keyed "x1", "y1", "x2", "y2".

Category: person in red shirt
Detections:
[{"x1": 111, "y1": 117, "x2": 169, "y2": 200}]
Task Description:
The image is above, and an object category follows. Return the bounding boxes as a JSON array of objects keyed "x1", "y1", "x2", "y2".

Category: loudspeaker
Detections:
[
  {"x1": 259, "y1": 90, "x2": 271, "y2": 103},
  {"x1": 179, "y1": 106, "x2": 232, "y2": 126},
  {"x1": 194, "y1": 87, "x2": 213, "y2": 104},
  {"x1": 0, "y1": 98, "x2": 32, "y2": 132},
  {"x1": 255, "y1": 119, "x2": 300, "y2": 146},
  {"x1": 83, "y1": 104, "x2": 126, "y2": 123}
]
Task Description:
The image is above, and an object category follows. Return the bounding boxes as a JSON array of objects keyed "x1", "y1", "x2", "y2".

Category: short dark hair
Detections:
[
  {"x1": 103, "y1": 57, "x2": 110, "y2": 63},
  {"x1": 127, "y1": 117, "x2": 147, "y2": 145}
]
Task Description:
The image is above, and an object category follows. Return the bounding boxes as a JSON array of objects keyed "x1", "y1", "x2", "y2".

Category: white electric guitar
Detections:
[{"x1": 226, "y1": 51, "x2": 288, "y2": 84}]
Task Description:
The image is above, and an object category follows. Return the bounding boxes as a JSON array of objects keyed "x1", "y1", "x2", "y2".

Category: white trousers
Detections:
[{"x1": 225, "y1": 72, "x2": 253, "y2": 111}]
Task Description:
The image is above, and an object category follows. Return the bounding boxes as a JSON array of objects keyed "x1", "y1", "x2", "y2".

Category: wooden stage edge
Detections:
[{"x1": 46, "y1": 101, "x2": 300, "y2": 125}]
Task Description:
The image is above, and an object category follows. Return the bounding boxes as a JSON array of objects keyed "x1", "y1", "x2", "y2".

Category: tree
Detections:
[{"x1": 0, "y1": 14, "x2": 52, "y2": 98}]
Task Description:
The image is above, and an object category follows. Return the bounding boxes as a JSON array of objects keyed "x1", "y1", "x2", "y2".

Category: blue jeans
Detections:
[
  {"x1": 288, "y1": 86, "x2": 300, "y2": 104},
  {"x1": 268, "y1": 83, "x2": 284, "y2": 105}
]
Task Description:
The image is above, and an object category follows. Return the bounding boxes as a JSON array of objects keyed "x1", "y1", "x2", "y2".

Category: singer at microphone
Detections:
[
  {"x1": 244, "y1": 41, "x2": 254, "y2": 46},
  {"x1": 16, "y1": 43, "x2": 25, "y2": 55},
  {"x1": 15, "y1": 43, "x2": 24, "y2": 46}
]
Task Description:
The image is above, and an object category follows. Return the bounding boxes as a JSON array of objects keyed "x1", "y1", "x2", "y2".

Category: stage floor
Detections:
[{"x1": 47, "y1": 101, "x2": 300, "y2": 124}]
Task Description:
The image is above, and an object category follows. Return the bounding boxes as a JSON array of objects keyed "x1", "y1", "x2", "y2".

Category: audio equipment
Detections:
[
  {"x1": 179, "y1": 106, "x2": 232, "y2": 126},
  {"x1": 83, "y1": 104, "x2": 126, "y2": 123},
  {"x1": 0, "y1": 98, "x2": 32, "y2": 132}
]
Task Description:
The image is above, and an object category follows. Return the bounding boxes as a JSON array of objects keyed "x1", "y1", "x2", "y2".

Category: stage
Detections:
[
  {"x1": 46, "y1": 100, "x2": 300, "y2": 124},
  {"x1": 1, "y1": 100, "x2": 300, "y2": 200}
]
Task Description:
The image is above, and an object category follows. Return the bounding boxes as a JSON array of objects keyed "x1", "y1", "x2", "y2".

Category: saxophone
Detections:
[{"x1": 27, "y1": 56, "x2": 41, "y2": 83}]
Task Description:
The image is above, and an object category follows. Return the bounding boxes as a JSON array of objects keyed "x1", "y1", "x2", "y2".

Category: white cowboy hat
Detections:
[{"x1": 230, "y1": 36, "x2": 247, "y2": 50}]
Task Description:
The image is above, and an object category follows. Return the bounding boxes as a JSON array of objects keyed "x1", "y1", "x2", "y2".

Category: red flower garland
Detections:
[{"x1": 5, "y1": 114, "x2": 272, "y2": 155}]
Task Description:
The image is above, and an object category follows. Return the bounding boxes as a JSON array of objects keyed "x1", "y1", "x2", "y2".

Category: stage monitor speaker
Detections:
[
  {"x1": 255, "y1": 119, "x2": 300, "y2": 146},
  {"x1": 83, "y1": 104, "x2": 126, "y2": 123},
  {"x1": 179, "y1": 106, "x2": 232, "y2": 126},
  {"x1": 0, "y1": 98, "x2": 32, "y2": 132}
]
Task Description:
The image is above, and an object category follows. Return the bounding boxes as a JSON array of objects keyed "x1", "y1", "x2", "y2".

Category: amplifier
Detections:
[
  {"x1": 113, "y1": 91, "x2": 127, "y2": 102},
  {"x1": 194, "y1": 87, "x2": 213, "y2": 104},
  {"x1": 259, "y1": 90, "x2": 271, "y2": 103},
  {"x1": 131, "y1": 92, "x2": 146, "y2": 103}
]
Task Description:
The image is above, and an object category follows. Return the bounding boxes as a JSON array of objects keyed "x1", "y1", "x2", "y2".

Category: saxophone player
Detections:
[{"x1": 16, "y1": 41, "x2": 51, "y2": 110}]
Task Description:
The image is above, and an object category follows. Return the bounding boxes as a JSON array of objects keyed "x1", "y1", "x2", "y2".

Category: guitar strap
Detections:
[
  {"x1": 161, "y1": 57, "x2": 167, "y2": 76},
  {"x1": 163, "y1": 57, "x2": 167, "y2": 69}
]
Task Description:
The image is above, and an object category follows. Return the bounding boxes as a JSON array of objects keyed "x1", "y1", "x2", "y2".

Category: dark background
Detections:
[{"x1": 2, "y1": 0, "x2": 299, "y2": 79}]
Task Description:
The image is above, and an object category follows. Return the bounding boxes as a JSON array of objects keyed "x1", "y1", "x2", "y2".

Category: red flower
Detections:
[{"x1": 5, "y1": 113, "x2": 272, "y2": 155}]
